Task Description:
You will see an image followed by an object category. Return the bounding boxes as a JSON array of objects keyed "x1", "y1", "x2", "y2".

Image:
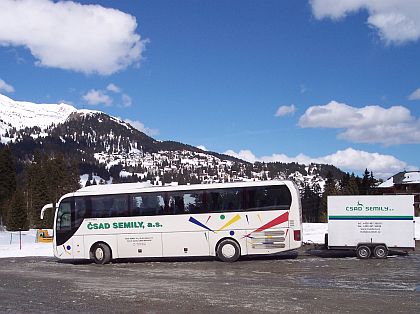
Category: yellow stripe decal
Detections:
[{"x1": 217, "y1": 214, "x2": 241, "y2": 231}]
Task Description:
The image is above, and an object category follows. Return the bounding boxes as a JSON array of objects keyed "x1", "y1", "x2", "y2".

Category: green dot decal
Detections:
[{"x1": 220, "y1": 214, "x2": 225, "y2": 220}]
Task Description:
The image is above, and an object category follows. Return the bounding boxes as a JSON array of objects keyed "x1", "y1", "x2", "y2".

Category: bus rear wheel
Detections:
[
  {"x1": 217, "y1": 239, "x2": 240, "y2": 262},
  {"x1": 92, "y1": 243, "x2": 112, "y2": 264}
]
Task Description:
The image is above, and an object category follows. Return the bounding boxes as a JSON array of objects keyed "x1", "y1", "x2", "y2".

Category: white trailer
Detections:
[{"x1": 327, "y1": 195, "x2": 415, "y2": 259}]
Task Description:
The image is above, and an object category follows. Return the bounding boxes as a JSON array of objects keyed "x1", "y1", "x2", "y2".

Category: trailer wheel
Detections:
[
  {"x1": 356, "y1": 245, "x2": 371, "y2": 259},
  {"x1": 92, "y1": 243, "x2": 112, "y2": 264},
  {"x1": 217, "y1": 239, "x2": 240, "y2": 262},
  {"x1": 373, "y1": 245, "x2": 388, "y2": 259}
]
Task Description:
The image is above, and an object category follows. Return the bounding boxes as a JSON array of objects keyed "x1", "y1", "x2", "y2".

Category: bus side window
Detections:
[
  {"x1": 74, "y1": 197, "x2": 87, "y2": 228},
  {"x1": 243, "y1": 188, "x2": 256, "y2": 211},
  {"x1": 183, "y1": 193, "x2": 197, "y2": 214},
  {"x1": 112, "y1": 196, "x2": 128, "y2": 217},
  {"x1": 139, "y1": 194, "x2": 161, "y2": 216},
  {"x1": 131, "y1": 195, "x2": 142, "y2": 216},
  {"x1": 173, "y1": 195, "x2": 184, "y2": 214},
  {"x1": 208, "y1": 191, "x2": 220, "y2": 212}
]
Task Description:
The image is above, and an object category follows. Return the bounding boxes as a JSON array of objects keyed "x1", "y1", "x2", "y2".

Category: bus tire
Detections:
[
  {"x1": 92, "y1": 243, "x2": 112, "y2": 264},
  {"x1": 373, "y1": 245, "x2": 388, "y2": 259},
  {"x1": 217, "y1": 239, "x2": 240, "y2": 262},
  {"x1": 356, "y1": 245, "x2": 371, "y2": 259}
]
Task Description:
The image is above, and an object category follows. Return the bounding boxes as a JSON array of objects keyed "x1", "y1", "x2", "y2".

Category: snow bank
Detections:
[
  {"x1": 0, "y1": 229, "x2": 53, "y2": 258},
  {"x1": 302, "y1": 223, "x2": 328, "y2": 244}
]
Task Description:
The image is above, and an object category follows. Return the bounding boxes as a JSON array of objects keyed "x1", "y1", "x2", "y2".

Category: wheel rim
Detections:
[
  {"x1": 221, "y1": 244, "x2": 236, "y2": 258},
  {"x1": 375, "y1": 247, "x2": 386, "y2": 258},
  {"x1": 95, "y1": 247, "x2": 104, "y2": 261},
  {"x1": 359, "y1": 247, "x2": 369, "y2": 258}
]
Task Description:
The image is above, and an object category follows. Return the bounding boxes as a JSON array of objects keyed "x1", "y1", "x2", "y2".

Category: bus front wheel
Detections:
[
  {"x1": 217, "y1": 239, "x2": 240, "y2": 262},
  {"x1": 92, "y1": 243, "x2": 112, "y2": 264}
]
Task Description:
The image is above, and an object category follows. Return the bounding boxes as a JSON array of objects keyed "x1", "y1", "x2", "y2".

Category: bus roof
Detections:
[{"x1": 69, "y1": 180, "x2": 295, "y2": 198}]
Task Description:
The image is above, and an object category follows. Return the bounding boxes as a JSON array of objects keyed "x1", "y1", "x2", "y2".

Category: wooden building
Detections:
[{"x1": 377, "y1": 171, "x2": 420, "y2": 216}]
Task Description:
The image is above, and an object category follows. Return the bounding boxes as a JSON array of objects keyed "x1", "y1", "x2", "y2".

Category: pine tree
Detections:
[
  {"x1": 301, "y1": 183, "x2": 321, "y2": 222},
  {"x1": 319, "y1": 171, "x2": 339, "y2": 222},
  {"x1": 342, "y1": 173, "x2": 359, "y2": 195},
  {"x1": 24, "y1": 153, "x2": 81, "y2": 228},
  {"x1": 0, "y1": 146, "x2": 16, "y2": 227},
  {"x1": 360, "y1": 169, "x2": 373, "y2": 195},
  {"x1": 87, "y1": 172, "x2": 93, "y2": 186},
  {"x1": 6, "y1": 188, "x2": 28, "y2": 231},
  {"x1": 340, "y1": 173, "x2": 350, "y2": 192},
  {"x1": 27, "y1": 154, "x2": 50, "y2": 228}
]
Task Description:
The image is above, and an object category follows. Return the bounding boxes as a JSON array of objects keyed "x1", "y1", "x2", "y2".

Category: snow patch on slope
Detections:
[
  {"x1": 0, "y1": 94, "x2": 102, "y2": 142},
  {"x1": 0, "y1": 94, "x2": 75, "y2": 133}
]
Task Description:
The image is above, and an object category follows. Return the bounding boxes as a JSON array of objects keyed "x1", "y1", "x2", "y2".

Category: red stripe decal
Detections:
[{"x1": 245, "y1": 212, "x2": 289, "y2": 237}]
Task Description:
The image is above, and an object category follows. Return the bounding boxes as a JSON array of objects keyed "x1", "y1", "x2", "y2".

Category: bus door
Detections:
[
  {"x1": 161, "y1": 193, "x2": 210, "y2": 257},
  {"x1": 72, "y1": 197, "x2": 87, "y2": 258}
]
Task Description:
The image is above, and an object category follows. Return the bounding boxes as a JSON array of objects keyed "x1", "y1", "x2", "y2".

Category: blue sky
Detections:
[{"x1": 0, "y1": 0, "x2": 419, "y2": 178}]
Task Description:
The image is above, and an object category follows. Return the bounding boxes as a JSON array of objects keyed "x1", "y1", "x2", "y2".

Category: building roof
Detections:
[{"x1": 378, "y1": 171, "x2": 420, "y2": 188}]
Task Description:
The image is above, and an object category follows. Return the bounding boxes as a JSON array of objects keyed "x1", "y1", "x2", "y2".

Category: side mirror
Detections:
[{"x1": 40, "y1": 203, "x2": 57, "y2": 219}]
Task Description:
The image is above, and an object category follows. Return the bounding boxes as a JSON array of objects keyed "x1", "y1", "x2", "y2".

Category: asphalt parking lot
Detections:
[{"x1": 0, "y1": 244, "x2": 419, "y2": 313}]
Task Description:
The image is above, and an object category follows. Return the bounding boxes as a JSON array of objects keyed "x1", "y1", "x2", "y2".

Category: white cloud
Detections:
[
  {"x1": 298, "y1": 100, "x2": 420, "y2": 145},
  {"x1": 197, "y1": 145, "x2": 208, "y2": 151},
  {"x1": 0, "y1": 79, "x2": 15, "y2": 93},
  {"x1": 121, "y1": 94, "x2": 132, "y2": 107},
  {"x1": 124, "y1": 118, "x2": 159, "y2": 137},
  {"x1": 224, "y1": 150, "x2": 258, "y2": 163},
  {"x1": 104, "y1": 83, "x2": 133, "y2": 107},
  {"x1": 224, "y1": 147, "x2": 417, "y2": 179},
  {"x1": 107, "y1": 83, "x2": 121, "y2": 93},
  {"x1": 275, "y1": 105, "x2": 296, "y2": 117},
  {"x1": 310, "y1": 0, "x2": 420, "y2": 44},
  {"x1": 58, "y1": 99, "x2": 74, "y2": 106},
  {"x1": 0, "y1": 0, "x2": 147, "y2": 75},
  {"x1": 315, "y1": 148, "x2": 412, "y2": 179},
  {"x1": 82, "y1": 89, "x2": 112, "y2": 106},
  {"x1": 408, "y1": 87, "x2": 420, "y2": 100}
]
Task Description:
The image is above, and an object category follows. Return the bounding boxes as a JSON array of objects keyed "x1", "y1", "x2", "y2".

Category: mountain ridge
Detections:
[{"x1": 0, "y1": 93, "x2": 344, "y2": 191}]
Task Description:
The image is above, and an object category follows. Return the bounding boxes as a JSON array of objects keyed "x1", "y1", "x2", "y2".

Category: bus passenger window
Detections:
[
  {"x1": 138, "y1": 194, "x2": 161, "y2": 216},
  {"x1": 173, "y1": 195, "x2": 184, "y2": 214},
  {"x1": 112, "y1": 196, "x2": 128, "y2": 217},
  {"x1": 74, "y1": 197, "x2": 87, "y2": 228},
  {"x1": 131, "y1": 195, "x2": 142, "y2": 216},
  {"x1": 183, "y1": 193, "x2": 197, "y2": 214}
]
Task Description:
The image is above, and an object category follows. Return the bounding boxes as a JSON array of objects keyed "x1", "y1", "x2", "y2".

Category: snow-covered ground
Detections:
[
  {"x1": 302, "y1": 223, "x2": 329, "y2": 244},
  {"x1": 0, "y1": 229, "x2": 53, "y2": 258},
  {"x1": 1, "y1": 219, "x2": 419, "y2": 258}
]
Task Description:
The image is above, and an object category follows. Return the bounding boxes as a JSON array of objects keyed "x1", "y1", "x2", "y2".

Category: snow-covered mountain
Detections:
[
  {"x1": 0, "y1": 94, "x2": 75, "y2": 139},
  {"x1": 0, "y1": 94, "x2": 119, "y2": 143},
  {"x1": 0, "y1": 93, "x2": 344, "y2": 191}
]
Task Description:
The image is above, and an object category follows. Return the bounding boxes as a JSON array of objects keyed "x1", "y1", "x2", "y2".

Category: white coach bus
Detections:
[{"x1": 47, "y1": 180, "x2": 302, "y2": 264}]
